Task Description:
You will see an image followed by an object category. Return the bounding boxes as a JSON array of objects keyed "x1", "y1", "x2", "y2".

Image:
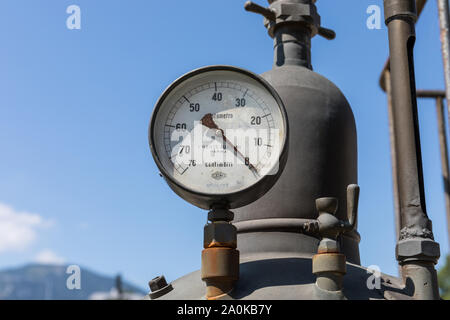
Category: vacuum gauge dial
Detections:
[{"x1": 149, "y1": 66, "x2": 288, "y2": 209}]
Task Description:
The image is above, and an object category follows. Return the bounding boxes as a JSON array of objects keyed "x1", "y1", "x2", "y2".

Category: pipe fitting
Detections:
[
  {"x1": 201, "y1": 247, "x2": 239, "y2": 299},
  {"x1": 201, "y1": 208, "x2": 239, "y2": 300},
  {"x1": 313, "y1": 253, "x2": 346, "y2": 292},
  {"x1": 384, "y1": 0, "x2": 417, "y2": 24},
  {"x1": 396, "y1": 238, "x2": 440, "y2": 264},
  {"x1": 304, "y1": 185, "x2": 359, "y2": 297},
  {"x1": 266, "y1": 1, "x2": 320, "y2": 38},
  {"x1": 204, "y1": 222, "x2": 237, "y2": 249},
  {"x1": 313, "y1": 253, "x2": 346, "y2": 275},
  {"x1": 318, "y1": 238, "x2": 340, "y2": 254}
]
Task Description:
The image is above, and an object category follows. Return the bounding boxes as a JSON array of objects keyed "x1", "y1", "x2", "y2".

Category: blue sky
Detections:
[{"x1": 0, "y1": 0, "x2": 449, "y2": 289}]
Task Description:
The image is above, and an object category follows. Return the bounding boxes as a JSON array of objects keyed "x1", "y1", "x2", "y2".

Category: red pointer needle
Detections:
[{"x1": 201, "y1": 113, "x2": 259, "y2": 176}]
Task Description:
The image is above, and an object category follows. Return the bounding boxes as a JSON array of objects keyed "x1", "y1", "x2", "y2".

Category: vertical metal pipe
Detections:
[
  {"x1": 273, "y1": 25, "x2": 312, "y2": 69},
  {"x1": 385, "y1": 70, "x2": 403, "y2": 277},
  {"x1": 436, "y1": 0, "x2": 450, "y2": 248},
  {"x1": 436, "y1": 97, "x2": 450, "y2": 248},
  {"x1": 384, "y1": 0, "x2": 440, "y2": 299},
  {"x1": 438, "y1": 0, "x2": 450, "y2": 123},
  {"x1": 385, "y1": 70, "x2": 402, "y2": 242},
  {"x1": 384, "y1": 0, "x2": 431, "y2": 239}
]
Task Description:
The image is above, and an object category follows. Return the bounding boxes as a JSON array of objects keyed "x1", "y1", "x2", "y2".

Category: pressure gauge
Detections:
[{"x1": 149, "y1": 66, "x2": 288, "y2": 209}]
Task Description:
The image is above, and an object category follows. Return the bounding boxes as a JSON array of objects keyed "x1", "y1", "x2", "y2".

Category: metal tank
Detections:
[
  {"x1": 234, "y1": 0, "x2": 360, "y2": 265},
  {"x1": 147, "y1": 0, "x2": 440, "y2": 300}
]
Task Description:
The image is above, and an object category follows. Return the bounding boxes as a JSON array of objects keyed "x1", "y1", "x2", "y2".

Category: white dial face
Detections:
[{"x1": 152, "y1": 68, "x2": 286, "y2": 196}]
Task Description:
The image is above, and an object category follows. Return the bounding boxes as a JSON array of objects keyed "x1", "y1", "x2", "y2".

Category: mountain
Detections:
[{"x1": 0, "y1": 264, "x2": 146, "y2": 300}]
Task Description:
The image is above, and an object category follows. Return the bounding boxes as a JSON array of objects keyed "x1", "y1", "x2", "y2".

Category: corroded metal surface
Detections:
[
  {"x1": 155, "y1": 252, "x2": 411, "y2": 300},
  {"x1": 435, "y1": 97, "x2": 450, "y2": 248},
  {"x1": 383, "y1": 0, "x2": 440, "y2": 299},
  {"x1": 147, "y1": 0, "x2": 443, "y2": 300},
  {"x1": 384, "y1": 0, "x2": 431, "y2": 240},
  {"x1": 379, "y1": 0, "x2": 428, "y2": 92},
  {"x1": 201, "y1": 247, "x2": 239, "y2": 299},
  {"x1": 412, "y1": 91, "x2": 450, "y2": 248},
  {"x1": 384, "y1": 70, "x2": 401, "y2": 243},
  {"x1": 201, "y1": 209, "x2": 239, "y2": 300}
]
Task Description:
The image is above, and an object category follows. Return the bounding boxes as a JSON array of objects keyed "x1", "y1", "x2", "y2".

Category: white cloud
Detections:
[
  {"x1": 0, "y1": 202, "x2": 51, "y2": 253},
  {"x1": 34, "y1": 249, "x2": 66, "y2": 265}
]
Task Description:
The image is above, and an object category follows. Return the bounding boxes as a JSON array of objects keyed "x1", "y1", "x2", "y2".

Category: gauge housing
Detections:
[{"x1": 149, "y1": 65, "x2": 289, "y2": 210}]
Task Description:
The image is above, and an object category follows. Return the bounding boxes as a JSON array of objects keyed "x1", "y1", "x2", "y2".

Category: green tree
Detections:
[{"x1": 438, "y1": 255, "x2": 450, "y2": 300}]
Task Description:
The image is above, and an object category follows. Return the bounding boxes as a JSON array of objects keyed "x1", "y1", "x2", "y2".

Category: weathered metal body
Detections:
[
  {"x1": 436, "y1": 0, "x2": 450, "y2": 249},
  {"x1": 233, "y1": 55, "x2": 360, "y2": 264},
  {"x1": 151, "y1": 0, "x2": 366, "y2": 300},
  {"x1": 147, "y1": 0, "x2": 443, "y2": 300}
]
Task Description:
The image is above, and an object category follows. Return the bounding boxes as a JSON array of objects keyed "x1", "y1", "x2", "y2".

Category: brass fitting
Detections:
[
  {"x1": 312, "y1": 253, "x2": 346, "y2": 292},
  {"x1": 201, "y1": 208, "x2": 239, "y2": 300},
  {"x1": 303, "y1": 184, "x2": 359, "y2": 295}
]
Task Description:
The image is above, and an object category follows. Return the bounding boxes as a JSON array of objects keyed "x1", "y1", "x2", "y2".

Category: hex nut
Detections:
[
  {"x1": 208, "y1": 209, "x2": 234, "y2": 222},
  {"x1": 271, "y1": 2, "x2": 320, "y2": 25},
  {"x1": 204, "y1": 222, "x2": 237, "y2": 248},
  {"x1": 396, "y1": 238, "x2": 440, "y2": 262},
  {"x1": 318, "y1": 238, "x2": 339, "y2": 253},
  {"x1": 148, "y1": 275, "x2": 173, "y2": 300},
  {"x1": 149, "y1": 275, "x2": 168, "y2": 292},
  {"x1": 266, "y1": 1, "x2": 321, "y2": 37}
]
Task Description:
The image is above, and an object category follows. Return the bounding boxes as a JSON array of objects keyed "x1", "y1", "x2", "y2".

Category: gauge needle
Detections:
[{"x1": 201, "y1": 113, "x2": 259, "y2": 176}]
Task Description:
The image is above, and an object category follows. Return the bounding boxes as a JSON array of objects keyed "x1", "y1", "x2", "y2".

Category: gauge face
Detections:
[{"x1": 149, "y1": 66, "x2": 288, "y2": 209}]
